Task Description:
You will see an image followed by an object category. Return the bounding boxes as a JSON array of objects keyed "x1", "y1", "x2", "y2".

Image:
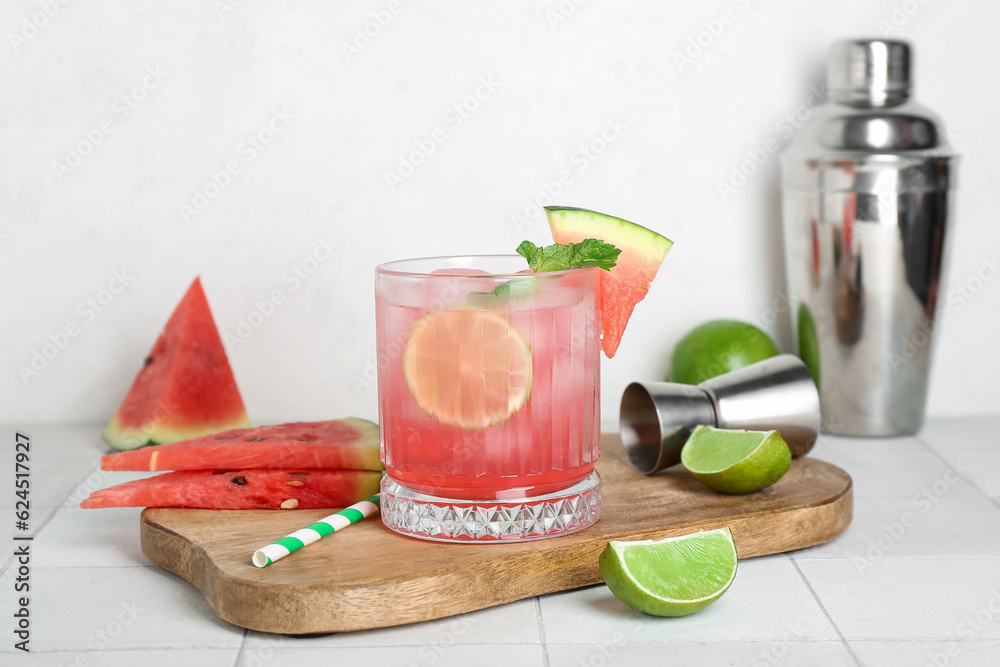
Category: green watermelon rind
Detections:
[
  {"x1": 545, "y1": 206, "x2": 674, "y2": 262},
  {"x1": 102, "y1": 413, "x2": 253, "y2": 452}
]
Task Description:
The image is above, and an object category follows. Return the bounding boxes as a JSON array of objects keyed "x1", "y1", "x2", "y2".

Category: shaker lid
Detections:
[
  {"x1": 828, "y1": 39, "x2": 911, "y2": 106},
  {"x1": 783, "y1": 37, "x2": 954, "y2": 157}
]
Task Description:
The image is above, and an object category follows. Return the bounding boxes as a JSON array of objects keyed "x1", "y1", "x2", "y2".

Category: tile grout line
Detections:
[
  {"x1": 914, "y1": 432, "x2": 1000, "y2": 511},
  {"x1": 229, "y1": 628, "x2": 249, "y2": 667},
  {"x1": 0, "y1": 454, "x2": 88, "y2": 572},
  {"x1": 789, "y1": 557, "x2": 863, "y2": 667},
  {"x1": 534, "y1": 596, "x2": 551, "y2": 667},
  {"x1": 9, "y1": 446, "x2": 156, "y2": 574},
  {"x1": 58, "y1": 457, "x2": 105, "y2": 508},
  {"x1": 22, "y1": 444, "x2": 108, "y2": 555},
  {"x1": 778, "y1": 555, "x2": 1000, "y2": 561},
  {"x1": 10, "y1": 638, "x2": 1000, "y2": 654}
]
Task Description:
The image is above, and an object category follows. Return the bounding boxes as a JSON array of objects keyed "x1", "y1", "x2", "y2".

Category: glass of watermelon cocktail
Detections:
[{"x1": 375, "y1": 255, "x2": 602, "y2": 542}]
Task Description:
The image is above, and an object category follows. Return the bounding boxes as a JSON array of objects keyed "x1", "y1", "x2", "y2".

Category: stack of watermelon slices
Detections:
[
  {"x1": 87, "y1": 277, "x2": 382, "y2": 511},
  {"x1": 82, "y1": 419, "x2": 383, "y2": 509}
]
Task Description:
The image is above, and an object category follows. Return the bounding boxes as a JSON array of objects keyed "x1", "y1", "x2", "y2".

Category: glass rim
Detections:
[{"x1": 375, "y1": 254, "x2": 598, "y2": 279}]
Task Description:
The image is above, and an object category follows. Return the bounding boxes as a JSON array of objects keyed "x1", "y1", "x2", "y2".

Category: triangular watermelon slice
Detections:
[
  {"x1": 546, "y1": 206, "x2": 672, "y2": 358},
  {"x1": 103, "y1": 277, "x2": 251, "y2": 450}
]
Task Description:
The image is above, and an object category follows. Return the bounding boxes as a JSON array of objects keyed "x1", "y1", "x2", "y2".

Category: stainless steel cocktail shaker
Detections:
[{"x1": 781, "y1": 39, "x2": 957, "y2": 437}]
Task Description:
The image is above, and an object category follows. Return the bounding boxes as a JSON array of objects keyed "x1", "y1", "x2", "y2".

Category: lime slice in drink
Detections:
[
  {"x1": 402, "y1": 310, "x2": 532, "y2": 429},
  {"x1": 599, "y1": 528, "x2": 738, "y2": 617},
  {"x1": 681, "y1": 425, "x2": 792, "y2": 494}
]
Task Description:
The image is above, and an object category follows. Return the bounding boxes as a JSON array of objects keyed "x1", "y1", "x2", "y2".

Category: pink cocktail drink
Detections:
[{"x1": 375, "y1": 256, "x2": 602, "y2": 542}]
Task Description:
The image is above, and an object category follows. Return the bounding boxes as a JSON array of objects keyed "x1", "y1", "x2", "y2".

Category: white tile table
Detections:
[{"x1": 2, "y1": 419, "x2": 999, "y2": 666}]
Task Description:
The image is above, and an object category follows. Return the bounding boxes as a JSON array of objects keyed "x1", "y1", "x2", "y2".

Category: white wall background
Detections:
[{"x1": 2, "y1": 0, "x2": 997, "y2": 427}]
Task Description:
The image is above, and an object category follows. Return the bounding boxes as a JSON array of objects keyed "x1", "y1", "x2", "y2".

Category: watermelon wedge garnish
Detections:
[
  {"x1": 79, "y1": 469, "x2": 382, "y2": 510},
  {"x1": 546, "y1": 206, "x2": 673, "y2": 358},
  {"x1": 100, "y1": 419, "x2": 382, "y2": 472},
  {"x1": 103, "y1": 277, "x2": 251, "y2": 451}
]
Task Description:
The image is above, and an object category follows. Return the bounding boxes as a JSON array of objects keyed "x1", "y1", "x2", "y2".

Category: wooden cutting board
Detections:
[{"x1": 140, "y1": 434, "x2": 852, "y2": 634}]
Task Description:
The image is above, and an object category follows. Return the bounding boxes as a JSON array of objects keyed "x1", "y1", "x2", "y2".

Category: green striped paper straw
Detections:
[{"x1": 252, "y1": 494, "x2": 380, "y2": 568}]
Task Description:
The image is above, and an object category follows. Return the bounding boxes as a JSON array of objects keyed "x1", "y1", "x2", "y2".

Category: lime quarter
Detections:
[
  {"x1": 598, "y1": 528, "x2": 738, "y2": 617},
  {"x1": 681, "y1": 425, "x2": 792, "y2": 494}
]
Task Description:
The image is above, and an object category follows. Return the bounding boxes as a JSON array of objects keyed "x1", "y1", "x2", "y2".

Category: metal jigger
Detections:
[{"x1": 620, "y1": 354, "x2": 820, "y2": 475}]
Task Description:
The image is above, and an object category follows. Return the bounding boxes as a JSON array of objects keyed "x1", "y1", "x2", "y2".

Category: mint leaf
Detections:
[
  {"x1": 490, "y1": 280, "x2": 539, "y2": 297},
  {"x1": 491, "y1": 282, "x2": 512, "y2": 297},
  {"x1": 515, "y1": 240, "x2": 539, "y2": 265},
  {"x1": 515, "y1": 238, "x2": 620, "y2": 272}
]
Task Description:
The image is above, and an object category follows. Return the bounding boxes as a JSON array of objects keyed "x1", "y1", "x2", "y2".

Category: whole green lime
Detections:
[{"x1": 669, "y1": 319, "x2": 779, "y2": 385}]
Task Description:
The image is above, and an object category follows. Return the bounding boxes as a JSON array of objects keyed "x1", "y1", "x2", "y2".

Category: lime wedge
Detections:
[
  {"x1": 681, "y1": 425, "x2": 791, "y2": 494},
  {"x1": 598, "y1": 528, "x2": 738, "y2": 617}
]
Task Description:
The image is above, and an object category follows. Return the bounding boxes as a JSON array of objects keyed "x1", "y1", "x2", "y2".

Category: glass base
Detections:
[{"x1": 380, "y1": 472, "x2": 601, "y2": 543}]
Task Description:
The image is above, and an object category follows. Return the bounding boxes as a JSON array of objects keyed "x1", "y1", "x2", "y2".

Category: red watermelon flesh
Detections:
[
  {"x1": 103, "y1": 277, "x2": 250, "y2": 450},
  {"x1": 547, "y1": 207, "x2": 673, "y2": 358},
  {"x1": 100, "y1": 419, "x2": 382, "y2": 472},
  {"x1": 80, "y1": 469, "x2": 381, "y2": 510}
]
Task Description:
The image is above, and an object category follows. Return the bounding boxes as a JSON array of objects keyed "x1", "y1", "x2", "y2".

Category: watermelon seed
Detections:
[
  {"x1": 286, "y1": 481, "x2": 304, "y2": 487},
  {"x1": 280, "y1": 499, "x2": 299, "y2": 509},
  {"x1": 215, "y1": 435, "x2": 238, "y2": 440},
  {"x1": 143, "y1": 355, "x2": 153, "y2": 366},
  {"x1": 231, "y1": 476, "x2": 247, "y2": 485},
  {"x1": 248, "y1": 437, "x2": 266, "y2": 442},
  {"x1": 212, "y1": 471, "x2": 230, "y2": 475}
]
